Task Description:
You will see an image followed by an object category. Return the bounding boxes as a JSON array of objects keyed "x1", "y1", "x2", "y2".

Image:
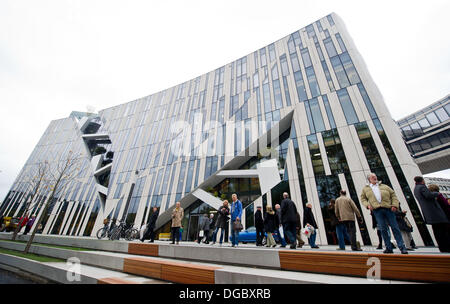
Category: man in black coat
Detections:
[
  {"x1": 141, "y1": 207, "x2": 159, "y2": 242},
  {"x1": 303, "y1": 203, "x2": 319, "y2": 248},
  {"x1": 254, "y1": 206, "x2": 264, "y2": 246},
  {"x1": 413, "y1": 176, "x2": 450, "y2": 252},
  {"x1": 280, "y1": 192, "x2": 299, "y2": 249}
]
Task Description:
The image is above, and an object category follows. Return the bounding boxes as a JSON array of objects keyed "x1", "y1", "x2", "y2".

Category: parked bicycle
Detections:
[
  {"x1": 96, "y1": 218, "x2": 114, "y2": 240},
  {"x1": 109, "y1": 220, "x2": 139, "y2": 241}
]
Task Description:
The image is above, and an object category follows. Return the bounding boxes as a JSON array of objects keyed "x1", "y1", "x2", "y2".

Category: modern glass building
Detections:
[{"x1": 1, "y1": 13, "x2": 437, "y2": 246}]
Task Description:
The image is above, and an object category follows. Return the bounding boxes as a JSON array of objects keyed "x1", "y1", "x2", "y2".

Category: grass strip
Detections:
[
  {"x1": 0, "y1": 239, "x2": 94, "y2": 251},
  {"x1": 0, "y1": 247, "x2": 65, "y2": 263}
]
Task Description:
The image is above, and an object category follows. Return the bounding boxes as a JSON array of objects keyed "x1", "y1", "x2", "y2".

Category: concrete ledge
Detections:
[
  {"x1": 0, "y1": 240, "x2": 124, "y2": 272},
  {"x1": 0, "y1": 233, "x2": 129, "y2": 253},
  {"x1": 0, "y1": 254, "x2": 97, "y2": 284},
  {"x1": 157, "y1": 243, "x2": 281, "y2": 268}
]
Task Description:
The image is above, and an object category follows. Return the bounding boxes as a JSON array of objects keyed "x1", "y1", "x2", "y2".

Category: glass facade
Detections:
[{"x1": 0, "y1": 13, "x2": 432, "y2": 247}]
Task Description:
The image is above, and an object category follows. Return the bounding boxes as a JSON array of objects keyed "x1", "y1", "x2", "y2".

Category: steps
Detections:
[{"x1": 1, "y1": 233, "x2": 448, "y2": 283}]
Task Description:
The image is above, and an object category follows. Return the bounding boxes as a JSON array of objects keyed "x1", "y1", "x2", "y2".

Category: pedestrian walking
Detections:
[
  {"x1": 141, "y1": 207, "x2": 159, "y2": 242},
  {"x1": 171, "y1": 202, "x2": 184, "y2": 245},
  {"x1": 328, "y1": 200, "x2": 339, "y2": 245},
  {"x1": 414, "y1": 176, "x2": 450, "y2": 252},
  {"x1": 18, "y1": 213, "x2": 29, "y2": 233},
  {"x1": 230, "y1": 194, "x2": 242, "y2": 247},
  {"x1": 197, "y1": 214, "x2": 210, "y2": 244},
  {"x1": 206, "y1": 214, "x2": 215, "y2": 243},
  {"x1": 303, "y1": 203, "x2": 319, "y2": 248},
  {"x1": 264, "y1": 206, "x2": 277, "y2": 248},
  {"x1": 212, "y1": 200, "x2": 230, "y2": 246},
  {"x1": 360, "y1": 173, "x2": 408, "y2": 254},
  {"x1": 274, "y1": 204, "x2": 287, "y2": 248},
  {"x1": 255, "y1": 206, "x2": 264, "y2": 246},
  {"x1": 330, "y1": 199, "x2": 350, "y2": 250},
  {"x1": 335, "y1": 190, "x2": 363, "y2": 251},
  {"x1": 280, "y1": 193, "x2": 299, "y2": 249},
  {"x1": 23, "y1": 215, "x2": 36, "y2": 235}
]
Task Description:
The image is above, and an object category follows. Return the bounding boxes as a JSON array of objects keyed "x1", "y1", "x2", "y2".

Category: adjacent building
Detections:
[
  {"x1": 1, "y1": 13, "x2": 438, "y2": 246},
  {"x1": 397, "y1": 94, "x2": 450, "y2": 174}
]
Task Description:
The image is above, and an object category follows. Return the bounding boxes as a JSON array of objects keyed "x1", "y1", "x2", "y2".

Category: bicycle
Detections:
[
  {"x1": 96, "y1": 219, "x2": 114, "y2": 240},
  {"x1": 109, "y1": 220, "x2": 139, "y2": 241}
]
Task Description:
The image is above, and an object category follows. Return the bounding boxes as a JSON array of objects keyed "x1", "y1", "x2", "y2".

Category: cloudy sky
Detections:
[{"x1": 1, "y1": 0, "x2": 449, "y2": 200}]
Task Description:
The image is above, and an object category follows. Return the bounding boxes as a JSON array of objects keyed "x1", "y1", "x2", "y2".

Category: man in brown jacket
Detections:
[
  {"x1": 171, "y1": 201, "x2": 184, "y2": 244},
  {"x1": 335, "y1": 190, "x2": 363, "y2": 251},
  {"x1": 360, "y1": 173, "x2": 408, "y2": 254}
]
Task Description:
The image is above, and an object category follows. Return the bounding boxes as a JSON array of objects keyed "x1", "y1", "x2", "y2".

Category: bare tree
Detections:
[
  {"x1": 11, "y1": 162, "x2": 49, "y2": 241},
  {"x1": 24, "y1": 151, "x2": 81, "y2": 254}
]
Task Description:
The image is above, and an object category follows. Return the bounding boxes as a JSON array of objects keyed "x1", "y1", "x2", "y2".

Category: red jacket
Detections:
[{"x1": 18, "y1": 217, "x2": 29, "y2": 228}]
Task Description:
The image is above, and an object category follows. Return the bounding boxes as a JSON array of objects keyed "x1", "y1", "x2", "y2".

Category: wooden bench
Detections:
[
  {"x1": 128, "y1": 243, "x2": 159, "y2": 257},
  {"x1": 279, "y1": 250, "x2": 450, "y2": 283},
  {"x1": 123, "y1": 256, "x2": 220, "y2": 284}
]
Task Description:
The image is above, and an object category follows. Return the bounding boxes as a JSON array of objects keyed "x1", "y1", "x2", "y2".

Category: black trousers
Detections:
[
  {"x1": 343, "y1": 221, "x2": 358, "y2": 250},
  {"x1": 24, "y1": 225, "x2": 31, "y2": 235},
  {"x1": 432, "y1": 223, "x2": 450, "y2": 252},
  {"x1": 256, "y1": 227, "x2": 264, "y2": 245},
  {"x1": 142, "y1": 227, "x2": 155, "y2": 242},
  {"x1": 171, "y1": 227, "x2": 180, "y2": 243},
  {"x1": 377, "y1": 229, "x2": 383, "y2": 246}
]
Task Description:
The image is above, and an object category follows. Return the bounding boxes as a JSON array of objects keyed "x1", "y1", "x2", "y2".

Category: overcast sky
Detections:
[{"x1": 1, "y1": 0, "x2": 449, "y2": 200}]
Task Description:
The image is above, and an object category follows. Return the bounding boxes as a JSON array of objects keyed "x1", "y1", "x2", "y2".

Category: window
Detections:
[
  {"x1": 300, "y1": 48, "x2": 312, "y2": 68},
  {"x1": 323, "y1": 37, "x2": 337, "y2": 57},
  {"x1": 287, "y1": 35, "x2": 296, "y2": 54},
  {"x1": 418, "y1": 118, "x2": 430, "y2": 129},
  {"x1": 330, "y1": 56, "x2": 350, "y2": 88},
  {"x1": 435, "y1": 108, "x2": 449, "y2": 123},
  {"x1": 327, "y1": 14, "x2": 335, "y2": 26},
  {"x1": 306, "y1": 24, "x2": 316, "y2": 39},
  {"x1": 426, "y1": 112, "x2": 440, "y2": 125},
  {"x1": 321, "y1": 61, "x2": 335, "y2": 91},
  {"x1": 307, "y1": 98, "x2": 326, "y2": 133},
  {"x1": 335, "y1": 33, "x2": 347, "y2": 52},
  {"x1": 292, "y1": 31, "x2": 302, "y2": 48},
  {"x1": 280, "y1": 54, "x2": 290, "y2": 76},
  {"x1": 259, "y1": 47, "x2": 267, "y2": 67},
  {"x1": 357, "y1": 83, "x2": 377, "y2": 119},
  {"x1": 322, "y1": 95, "x2": 336, "y2": 129},
  {"x1": 316, "y1": 20, "x2": 323, "y2": 32},
  {"x1": 339, "y1": 52, "x2": 360, "y2": 84},
  {"x1": 268, "y1": 43, "x2": 276, "y2": 62},
  {"x1": 273, "y1": 80, "x2": 283, "y2": 109},
  {"x1": 337, "y1": 88, "x2": 359, "y2": 124},
  {"x1": 307, "y1": 134, "x2": 325, "y2": 175},
  {"x1": 294, "y1": 71, "x2": 308, "y2": 102},
  {"x1": 290, "y1": 52, "x2": 301, "y2": 72},
  {"x1": 315, "y1": 43, "x2": 325, "y2": 61},
  {"x1": 306, "y1": 67, "x2": 320, "y2": 98},
  {"x1": 262, "y1": 83, "x2": 272, "y2": 112}
]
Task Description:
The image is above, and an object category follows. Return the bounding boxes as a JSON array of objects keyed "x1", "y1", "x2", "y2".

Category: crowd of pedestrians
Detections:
[{"x1": 101, "y1": 172, "x2": 449, "y2": 255}]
